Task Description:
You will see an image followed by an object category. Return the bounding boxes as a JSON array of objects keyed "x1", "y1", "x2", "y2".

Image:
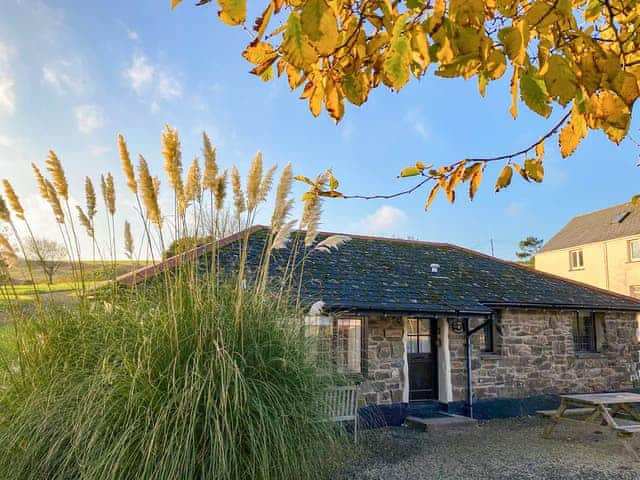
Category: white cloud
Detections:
[
  {"x1": 354, "y1": 205, "x2": 409, "y2": 236},
  {"x1": 0, "y1": 41, "x2": 16, "y2": 115},
  {"x1": 42, "y1": 58, "x2": 87, "y2": 95},
  {"x1": 123, "y1": 54, "x2": 182, "y2": 111},
  {"x1": 75, "y1": 104, "x2": 105, "y2": 133},
  {"x1": 404, "y1": 109, "x2": 429, "y2": 140},
  {"x1": 127, "y1": 29, "x2": 139, "y2": 41},
  {"x1": 124, "y1": 54, "x2": 154, "y2": 94}
]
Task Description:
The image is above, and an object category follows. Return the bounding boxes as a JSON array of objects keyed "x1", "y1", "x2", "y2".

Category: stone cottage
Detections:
[{"x1": 118, "y1": 226, "x2": 640, "y2": 421}]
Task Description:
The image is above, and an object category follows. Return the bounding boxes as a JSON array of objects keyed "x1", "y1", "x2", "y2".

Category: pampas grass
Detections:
[
  {"x1": 0, "y1": 126, "x2": 344, "y2": 480},
  {"x1": 2, "y1": 180, "x2": 24, "y2": 221},
  {"x1": 118, "y1": 133, "x2": 137, "y2": 195}
]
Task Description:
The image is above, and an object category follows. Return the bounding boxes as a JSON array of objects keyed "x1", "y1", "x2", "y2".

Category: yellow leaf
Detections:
[
  {"x1": 544, "y1": 55, "x2": 577, "y2": 106},
  {"x1": 524, "y1": 158, "x2": 544, "y2": 182},
  {"x1": 586, "y1": 91, "x2": 630, "y2": 144},
  {"x1": 384, "y1": 33, "x2": 411, "y2": 90},
  {"x1": 469, "y1": 164, "x2": 483, "y2": 200},
  {"x1": 613, "y1": 71, "x2": 640, "y2": 106},
  {"x1": 486, "y1": 49, "x2": 507, "y2": 80},
  {"x1": 171, "y1": 0, "x2": 182, "y2": 9},
  {"x1": 286, "y1": 63, "x2": 303, "y2": 90},
  {"x1": 510, "y1": 67, "x2": 519, "y2": 119},
  {"x1": 324, "y1": 77, "x2": 344, "y2": 122},
  {"x1": 328, "y1": 170, "x2": 339, "y2": 190},
  {"x1": 512, "y1": 162, "x2": 529, "y2": 181},
  {"x1": 217, "y1": 0, "x2": 246, "y2": 26},
  {"x1": 253, "y1": 2, "x2": 275, "y2": 39},
  {"x1": 399, "y1": 166, "x2": 422, "y2": 177},
  {"x1": 309, "y1": 79, "x2": 324, "y2": 117},
  {"x1": 495, "y1": 165, "x2": 513, "y2": 192},
  {"x1": 535, "y1": 140, "x2": 544, "y2": 161},
  {"x1": 558, "y1": 112, "x2": 587, "y2": 158},
  {"x1": 242, "y1": 41, "x2": 276, "y2": 65},
  {"x1": 342, "y1": 73, "x2": 369, "y2": 106},
  {"x1": 282, "y1": 13, "x2": 317, "y2": 71},
  {"x1": 301, "y1": 0, "x2": 339, "y2": 55},
  {"x1": 425, "y1": 183, "x2": 440, "y2": 210}
]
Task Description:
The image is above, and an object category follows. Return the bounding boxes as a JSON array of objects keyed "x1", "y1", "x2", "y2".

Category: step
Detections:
[{"x1": 405, "y1": 413, "x2": 478, "y2": 432}]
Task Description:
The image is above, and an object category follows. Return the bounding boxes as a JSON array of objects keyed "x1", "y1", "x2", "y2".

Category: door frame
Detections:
[{"x1": 405, "y1": 317, "x2": 438, "y2": 402}]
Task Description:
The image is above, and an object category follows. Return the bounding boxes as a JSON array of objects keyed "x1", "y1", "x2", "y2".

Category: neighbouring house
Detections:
[
  {"x1": 535, "y1": 202, "x2": 640, "y2": 299},
  {"x1": 118, "y1": 226, "x2": 640, "y2": 422}
]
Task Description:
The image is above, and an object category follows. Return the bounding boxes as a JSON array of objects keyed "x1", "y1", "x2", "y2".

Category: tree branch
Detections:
[{"x1": 342, "y1": 110, "x2": 572, "y2": 201}]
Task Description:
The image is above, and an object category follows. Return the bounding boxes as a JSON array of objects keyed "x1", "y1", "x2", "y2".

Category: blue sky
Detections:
[{"x1": 1, "y1": 0, "x2": 639, "y2": 260}]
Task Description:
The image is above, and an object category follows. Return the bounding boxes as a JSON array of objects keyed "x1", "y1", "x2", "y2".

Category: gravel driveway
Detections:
[{"x1": 335, "y1": 417, "x2": 640, "y2": 479}]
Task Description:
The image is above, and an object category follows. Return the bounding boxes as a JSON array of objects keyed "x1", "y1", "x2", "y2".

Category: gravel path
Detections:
[{"x1": 335, "y1": 417, "x2": 640, "y2": 479}]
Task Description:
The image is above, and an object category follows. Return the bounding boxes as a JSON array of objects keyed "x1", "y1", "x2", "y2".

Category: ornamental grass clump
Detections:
[{"x1": 0, "y1": 126, "x2": 346, "y2": 480}]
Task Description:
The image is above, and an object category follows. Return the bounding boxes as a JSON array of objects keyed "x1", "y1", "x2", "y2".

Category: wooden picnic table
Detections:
[{"x1": 540, "y1": 392, "x2": 640, "y2": 459}]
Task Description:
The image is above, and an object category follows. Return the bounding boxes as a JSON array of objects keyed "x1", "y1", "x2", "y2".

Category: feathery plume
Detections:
[
  {"x1": 231, "y1": 166, "x2": 245, "y2": 219},
  {"x1": 152, "y1": 176, "x2": 161, "y2": 196},
  {"x1": 246, "y1": 152, "x2": 263, "y2": 211},
  {"x1": 124, "y1": 220, "x2": 134, "y2": 259},
  {"x1": 304, "y1": 199, "x2": 321, "y2": 247},
  {"x1": 118, "y1": 133, "x2": 137, "y2": 194},
  {"x1": 202, "y1": 132, "x2": 217, "y2": 192},
  {"x1": 76, "y1": 206, "x2": 94, "y2": 238},
  {"x1": 45, "y1": 180, "x2": 65, "y2": 223},
  {"x1": 0, "y1": 233, "x2": 16, "y2": 262},
  {"x1": 314, "y1": 235, "x2": 351, "y2": 253},
  {"x1": 258, "y1": 165, "x2": 276, "y2": 204},
  {"x1": 185, "y1": 157, "x2": 202, "y2": 204},
  {"x1": 45, "y1": 150, "x2": 69, "y2": 200},
  {"x1": 102, "y1": 173, "x2": 116, "y2": 216},
  {"x1": 272, "y1": 219, "x2": 297, "y2": 250},
  {"x1": 0, "y1": 195, "x2": 10, "y2": 222},
  {"x1": 2, "y1": 180, "x2": 24, "y2": 220},
  {"x1": 138, "y1": 156, "x2": 162, "y2": 227},
  {"x1": 85, "y1": 177, "x2": 97, "y2": 220},
  {"x1": 32, "y1": 163, "x2": 49, "y2": 200},
  {"x1": 271, "y1": 163, "x2": 293, "y2": 230},
  {"x1": 162, "y1": 124, "x2": 184, "y2": 199},
  {"x1": 214, "y1": 171, "x2": 227, "y2": 211}
]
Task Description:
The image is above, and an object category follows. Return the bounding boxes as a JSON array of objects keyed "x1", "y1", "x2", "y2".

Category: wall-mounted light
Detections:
[{"x1": 448, "y1": 317, "x2": 465, "y2": 334}]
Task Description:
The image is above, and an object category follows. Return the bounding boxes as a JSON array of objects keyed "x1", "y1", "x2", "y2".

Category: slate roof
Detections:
[
  {"x1": 117, "y1": 226, "x2": 640, "y2": 314},
  {"x1": 539, "y1": 202, "x2": 640, "y2": 253}
]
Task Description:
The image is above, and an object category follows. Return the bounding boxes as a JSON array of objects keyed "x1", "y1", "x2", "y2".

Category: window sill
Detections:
[
  {"x1": 569, "y1": 267, "x2": 585, "y2": 271},
  {"x1": 480, "y1": 352, "x2": 500, "y2": 359},
  {"x1": 574, "y1": 352, "x2": 604, "y2": 359}
]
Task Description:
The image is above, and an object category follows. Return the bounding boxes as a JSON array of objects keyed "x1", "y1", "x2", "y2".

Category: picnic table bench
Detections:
[{"x1": 538, "y1": 392, "x2": 640, "y2": 459}]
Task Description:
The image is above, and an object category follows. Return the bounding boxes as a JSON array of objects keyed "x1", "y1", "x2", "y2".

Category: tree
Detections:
[
  {"x1": 172, "y1": 0, "x2": 640, "y2": 208},
  {"x1": 516, "y1": 235, "x2": 544, "y2": 263},
  {"x1": 24, "y1": 238, "x2": 67, "y2": 284}
]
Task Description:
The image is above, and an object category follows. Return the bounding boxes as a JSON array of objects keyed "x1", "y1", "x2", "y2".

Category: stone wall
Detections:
[
  {"x1": 449, "y1": 309, "x2": 640, "y2": 402},
  {"x1": 359, "y1": 315, "x2": 405, "y2": 406}
]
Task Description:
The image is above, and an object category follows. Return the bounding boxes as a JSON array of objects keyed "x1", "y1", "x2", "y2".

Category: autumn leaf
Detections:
[
  {"x1": 171, "y1": 0, "x2": 182, "y2": 9},
  {"x1": 282, "y1": 13, "x2": 316, "y2": 71},
  {"x1": 520, "y1": 68, "x2": 551, "y2": 118},
  {"x1": 559, "y1": 111, "x2": 587, "y2": 158},
  {"x1": 217, "y1": 0, "x2": 246, "y2": 26},
  {"x1": 495, "y1": 165, "x2": 513, "y2": 192},
  {"x1": 300, "y1": 0, "x2": 339, "y2": 55},
  {"x1": 399, "y1": 166, "x2": 422, "y2": 177},
  {"x1": 524, "y1": 158, "x2": 544, "y2": 182},
  {"x1": 425, "y1": 183, "x2": 440, "y2": 210}
]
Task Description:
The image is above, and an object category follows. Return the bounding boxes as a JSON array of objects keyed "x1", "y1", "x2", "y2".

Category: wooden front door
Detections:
[{"x1": 407, "y1": 318, "x2": 437, "y2": 401}]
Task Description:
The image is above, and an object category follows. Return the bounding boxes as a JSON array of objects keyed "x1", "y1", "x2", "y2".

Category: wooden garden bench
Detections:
[{"x1": 321, "y1": 385, "x2": 359, "y2": 443}]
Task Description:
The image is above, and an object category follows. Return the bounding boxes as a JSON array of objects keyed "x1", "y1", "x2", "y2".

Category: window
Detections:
[
  {"x1": 406, "y1": 318, "x2": 431, "y2": 354},
  {"x1": 630, "y1": 239, "x2": 640, "y2": 262},
  {"x1": 305, "y1": 316, "x2": 363, "y2": 373},
  {"x1": 572, "y1": 312, "x2": 597, "y2": 353},
  {"x1": 569, "y1": 249, "x2": 584, "y2": 270},
  {"x1": 478, "y1": 320, "x2": 495, "y2": 353}
]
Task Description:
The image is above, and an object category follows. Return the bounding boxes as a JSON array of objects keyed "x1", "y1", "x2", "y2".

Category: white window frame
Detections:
[
  {"x1": 569, "y1": 249, "x2": 584, "y2": 270},
  {"x1": 629, "y1": 239, "x2": 640, "y2": 262}
]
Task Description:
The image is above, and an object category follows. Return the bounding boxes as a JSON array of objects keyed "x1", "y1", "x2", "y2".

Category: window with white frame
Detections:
[
  {"x1": 304, "y1": 316, "x2": 363, "y2": 374},
  {"x1": 569, "y1": 249, "x2": 584, "y2": 270},
  {"x1": 629, "y1": 239, "x2": 640, "y2": 261}
]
